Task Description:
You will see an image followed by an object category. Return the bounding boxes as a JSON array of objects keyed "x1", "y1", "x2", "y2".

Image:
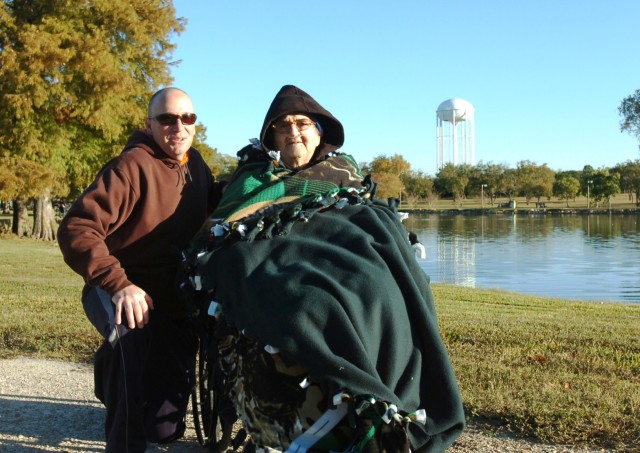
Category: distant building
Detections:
[{"x1": 436, "y1": 98, "x2": 475, "y2": 170}]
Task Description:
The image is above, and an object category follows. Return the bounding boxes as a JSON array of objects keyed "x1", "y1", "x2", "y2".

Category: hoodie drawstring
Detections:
[{"x1": 180, "y1": 151, "x2": 192, "y2": 184}]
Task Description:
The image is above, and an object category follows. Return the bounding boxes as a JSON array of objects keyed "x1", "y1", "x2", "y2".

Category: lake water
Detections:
[{"x1": 405, "y1": 213, "x2": 640, "y2": 303}]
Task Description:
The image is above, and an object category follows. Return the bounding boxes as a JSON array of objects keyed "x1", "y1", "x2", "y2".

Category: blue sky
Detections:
[{"x1": 170, "y1": 0, "x2": 640, "y2": 176}]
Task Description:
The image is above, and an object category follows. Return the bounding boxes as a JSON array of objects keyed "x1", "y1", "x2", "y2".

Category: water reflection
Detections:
[{"x1": 407, "y1": 213, "x2": 640, "y2": 303}]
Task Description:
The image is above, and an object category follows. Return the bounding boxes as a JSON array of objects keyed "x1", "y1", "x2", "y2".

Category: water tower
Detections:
[{"x1": 436, "y1": 98, "x2": 475, "y2": 170}]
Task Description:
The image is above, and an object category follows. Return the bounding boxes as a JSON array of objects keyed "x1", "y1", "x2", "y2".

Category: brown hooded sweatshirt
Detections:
[{"x1": 58, "y1": 130, "x2": 218, "y2": 317}]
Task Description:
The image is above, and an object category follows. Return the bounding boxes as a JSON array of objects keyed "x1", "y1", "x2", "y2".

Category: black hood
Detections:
[{"x1": 260, "y1": 85, "x2": 344, "y2": 162}]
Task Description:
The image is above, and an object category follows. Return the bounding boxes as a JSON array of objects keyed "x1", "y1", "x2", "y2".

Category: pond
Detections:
[{"x1": 406, "y1": 213, "x2": 640, "y2": 303}]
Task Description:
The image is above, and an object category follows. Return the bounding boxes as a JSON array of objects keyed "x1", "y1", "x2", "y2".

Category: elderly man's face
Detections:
[{"x1": 271, "y1": 114, "x2": 322, "y2": 169}]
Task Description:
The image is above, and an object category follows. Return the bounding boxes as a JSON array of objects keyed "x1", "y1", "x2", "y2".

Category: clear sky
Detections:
[{"x1": 169, "y1": 0, "x2": 640, "y2": 176}]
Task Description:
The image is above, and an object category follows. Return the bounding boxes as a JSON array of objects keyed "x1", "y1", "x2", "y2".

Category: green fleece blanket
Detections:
[
  {"x1": 190, "y1": 200, "x2": 464, "y2": 452},
  {"x1": 184, "y1": 153, "x2": 464, "y2": 452}
]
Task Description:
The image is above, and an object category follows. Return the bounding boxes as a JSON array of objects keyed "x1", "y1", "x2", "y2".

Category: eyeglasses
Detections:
[
  {"x1": 271, "y1": 119, "x2": 317, "y2": 133},
  {"x1": 150, "y1": 113, "x2": 197, "y2": 126}
]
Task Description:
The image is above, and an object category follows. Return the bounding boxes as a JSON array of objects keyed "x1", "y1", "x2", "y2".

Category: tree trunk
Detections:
[
  {"x1": 32, "y1": 191, "x2": 58, "y2": 241},
  {"x1": 12, "y1": 198, "x2": 32, "y2": 237}
]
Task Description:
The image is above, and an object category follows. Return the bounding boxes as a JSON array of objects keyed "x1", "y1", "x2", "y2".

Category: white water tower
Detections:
[{"x1": 436, "y1": 98, "x2": 475, "y2": 170}]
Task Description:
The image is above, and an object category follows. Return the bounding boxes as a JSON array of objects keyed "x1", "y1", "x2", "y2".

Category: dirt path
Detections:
[{"x1": 0, "y1": 358, "x2": 611, "y2": 452}]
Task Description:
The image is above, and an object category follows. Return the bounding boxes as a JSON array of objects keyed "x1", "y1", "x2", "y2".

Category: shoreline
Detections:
[{"x1": 402, "y1": 207, "x2": 640, "y2": 215}]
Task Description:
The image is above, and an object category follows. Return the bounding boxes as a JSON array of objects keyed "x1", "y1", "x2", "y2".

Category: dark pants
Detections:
[{"x1": 83, "y1": 287, "x2": 197, "y2": 453}]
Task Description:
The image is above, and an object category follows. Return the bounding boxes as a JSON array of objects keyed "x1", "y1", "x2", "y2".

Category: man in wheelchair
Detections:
[{"x1": 181, "y1": 85, "x2": 465, "y2": 453}]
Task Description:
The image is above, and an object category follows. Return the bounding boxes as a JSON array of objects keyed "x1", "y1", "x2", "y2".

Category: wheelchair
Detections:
[{"x1": 190, "y1": 302, "x2": 248, "y2": 452}]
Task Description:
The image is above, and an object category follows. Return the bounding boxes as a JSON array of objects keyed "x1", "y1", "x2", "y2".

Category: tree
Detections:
[
  {"x1": 191, "y1": 123, "x2": 238, "y2": 180},
  {"x1": 371, "y1": 172, "x2": 404, "y2": 200},
  {"x1": 588, "y1": 169, "x2": 621, "y2": 207},
  {"x1": 553, "y1": 173, "x2": 581, "y2": 207},
  {"x1": 368, "y1": 154, "x2": 411, "y2": 201},
  {"x1": 434, "y1": 163, "x2": 469, "y2": 203},
  {"x1": 619, "y1": 89, "x2": 640, "y2": 144},
  {"x1": 369, "y1": 153, "x2": 411, "y2": 176},
  {"x1": 499, "y1": 168, "x2": 518, "y2": 201},
  {"x1": 477, "y1": 162, "x2": 509, "y2": 205},
  {"x1": 210, "y1": 153, "x2": 239, "y2": 181},
  {"x1": 516, "y1": 160, "x2": 555, "y2": 204},
  {"x1": 0, "y1": 156, "x2": 62, "y2": 237},
  {"x1": 0, "y1": 0, "x2": 183, "y2": 238},
  {"x1": 611, "y1": 160, "x2": 640, "y2": 205},
  {"x1": 401, "y1": 170, "x2": 434, "y2": 202},
  {"x1": 580, "y1": 165, "x2": 597, "y2": 198}
]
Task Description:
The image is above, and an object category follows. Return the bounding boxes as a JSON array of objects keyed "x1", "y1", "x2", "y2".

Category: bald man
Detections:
[{"x1": 58, "y1": 87, "x2": 222, "y2": 452}]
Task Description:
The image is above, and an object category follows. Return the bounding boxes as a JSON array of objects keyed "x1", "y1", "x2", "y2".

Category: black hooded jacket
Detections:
[
  {"x1": 260, "y1": 84, "x2": 344, "y2": 162},
  {"x1": 236, "y1": 85, "x2": 345, "y2": 168}
]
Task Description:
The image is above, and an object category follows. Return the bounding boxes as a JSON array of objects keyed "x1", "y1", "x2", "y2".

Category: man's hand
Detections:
[{"x1": 112, "y1": 285, "x2": 154, "y2": 329}]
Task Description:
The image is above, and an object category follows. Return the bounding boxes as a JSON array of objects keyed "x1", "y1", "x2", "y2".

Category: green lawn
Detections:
[{"x1": 0, "y1": 236, "x2": 638, "y2": 450}]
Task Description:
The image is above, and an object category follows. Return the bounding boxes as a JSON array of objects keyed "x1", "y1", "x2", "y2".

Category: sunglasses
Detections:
[{"x1": 150, "y1": 112, "x2": 197, "y2": 126}]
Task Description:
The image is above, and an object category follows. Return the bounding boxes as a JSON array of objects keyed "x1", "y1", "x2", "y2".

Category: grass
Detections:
[
  {"x1": 0, "y1": 236, "x2": 639, "y2": 450},
  {"x1": 431, "y1": 285, "x2": 639, "y2": 450},
  {"x1": 0, "y1": 236, "x2": 100, "y2": 362}
]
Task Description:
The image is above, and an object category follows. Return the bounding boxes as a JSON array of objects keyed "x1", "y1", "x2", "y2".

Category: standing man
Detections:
[{"x1": 58, "y1": 87, "x2": 221, "y2": 452}]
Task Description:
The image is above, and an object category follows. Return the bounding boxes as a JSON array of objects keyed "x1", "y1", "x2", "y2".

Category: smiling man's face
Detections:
[{"x1": 145, "y1": 89, "x2": 196, "y2": 162}]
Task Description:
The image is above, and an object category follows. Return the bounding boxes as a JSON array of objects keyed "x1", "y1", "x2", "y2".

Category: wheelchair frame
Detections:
[{"x1": 190, "y1": 308, "x2": 246, "y2": 452}]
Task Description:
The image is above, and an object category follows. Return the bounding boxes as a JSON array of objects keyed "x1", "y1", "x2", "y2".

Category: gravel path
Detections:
[{"x1": 0, "y1": 358, "x2": 614, "y2": 452}]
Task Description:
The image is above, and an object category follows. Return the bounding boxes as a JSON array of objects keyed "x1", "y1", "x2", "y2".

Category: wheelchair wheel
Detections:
[
  {"x1": 192, "y1": 315, "x2": 249, "y2": 452},
  {"x1": 192, "y1": 335, "x2": 225, "y2": 451}
]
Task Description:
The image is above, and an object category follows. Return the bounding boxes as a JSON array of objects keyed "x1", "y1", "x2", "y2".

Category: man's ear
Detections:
[{"x1": 144, "y1": 119, "x2": 152, "y2": 135}]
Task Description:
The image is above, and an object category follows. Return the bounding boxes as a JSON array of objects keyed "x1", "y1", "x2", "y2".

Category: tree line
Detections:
[
  {"x1": 362, "y1": 155, "x2": 640, "y2": 208},
  {"x1": 1, "y1": 1, "x2": 640, "y2": 241}
]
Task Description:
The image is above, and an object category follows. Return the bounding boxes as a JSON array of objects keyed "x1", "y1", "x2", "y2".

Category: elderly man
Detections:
[
  {"x1": 183, "y1": 85, "x2": 465, "y2": 453},
  {"x1": 58, "y1": 87, "x2": 222, "y2": 452}
]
